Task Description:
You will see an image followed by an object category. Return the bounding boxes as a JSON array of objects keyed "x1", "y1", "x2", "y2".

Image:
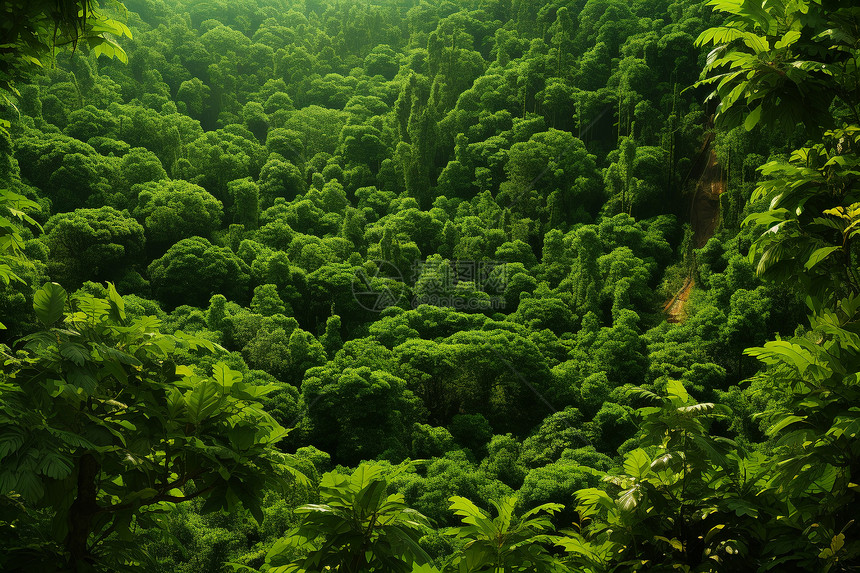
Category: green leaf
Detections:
[
  {"x1": 16, "y1": 470, "x2": 45, "y2": 501},
  {"x1": 745, "y1": 104, "x2": 763, "y2": 131},
  {"x1": 623, "y1": 448, "x2": 651, "y2": 480},
  {"x1": 666, "y1": 379, "x2": 689, "y2": 404},
  {"x1": 186, "y1": 379, "x2": 222, "y2": 424},
  {"x1": 654, "y1": 535, "x2": 684, "y2": 552},
  {"x1": 704, "y1": 524, "x2": 725, "y2": 543},
  {"x1": 106, "y1": 282, "x2": 126, "y2": 322},
  {"x1": 227, "y1": 425, "x2": 257, "y2": 451},
  {"x1": 59, "y1": 342, "x2": 89, "y2": 366},
  {"x1": 213, "y1": 362, "x2": 240, "y2": 392},
  {"x1": 34, "y1": 282, "x2": 67, "y2": 326},
  {"x1": 0, "y1": 431, "x2": 25, "y2": 459},
  {"x1": 37, "y1": 451, "x2": 73, "y2": 480},
  {"x1": 618, "y1": 486, "x2": 642, "y2": 512},
  {"x1": 356, "y1": 479, "x2": 387, "y2": 515},
  {"x1": 767, "y1": 414, "x2": 807, "y2": 436},
  {"x1": 448, "y1": 496, "x2": 496, "y2": 539},
  {"x1": 775, "y1": 30, "x2": 801, "y2": 49},
  {"x1": 67, "y1": 367, "x2": 98, "y2": 394},
  {"x1": 804, "y1": 246, "x2": 841, "y2": 270}
]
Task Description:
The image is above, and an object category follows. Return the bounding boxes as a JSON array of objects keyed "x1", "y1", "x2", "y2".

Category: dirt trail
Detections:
[
  {"x1": 664, "y1": 136, "x2": 725, "y2": 323},
  {"x1": 664, "y1": 276, "x2": 694, "y2": 323}
]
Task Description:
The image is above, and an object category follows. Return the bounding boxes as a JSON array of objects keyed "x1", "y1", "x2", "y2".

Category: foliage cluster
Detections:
[{"x1": 0, "y1": 0, "x2": 858, "y2": 570}]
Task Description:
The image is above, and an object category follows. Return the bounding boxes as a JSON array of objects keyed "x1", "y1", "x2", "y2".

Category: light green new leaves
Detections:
[
  {"x1": 743, "y1": 128, "x2": 860, "y2": 297},
  {"x1": 622, "y1": 448, "x2": 652, "y2": 481}
]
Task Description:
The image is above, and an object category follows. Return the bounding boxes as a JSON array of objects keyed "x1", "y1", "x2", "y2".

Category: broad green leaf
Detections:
[
  {"x1": 574, "y1": 488, "x2": 615, "y2": 513},
  {"x1": 0, "y1": 431, "x2": 25, "y2": 459},
  {"x1": 186, "y1": 379, "x2": 222, "y2": 424},
  {"x1": 228, "y1": 425, "x2": 257, "y2": 451},
  {"x1": 618, "y1": 486, "x2": 642, "y2": 512},
  {"x1": 804, "y1": 246, "x2": 841, "y2": 270},
  {"x1": 213, "y1": 362, "x2": 241, "y2": 392},
  {"x1": 623, "y1": 448, "x2": 651, "y2": 480},
  {"x1": 176, "y1": 365, "x2": 196, "y2": 377},
  {"x1": 654, "y1": 535, "x2": 684, "y2": 552},
  {"x1": 705, "y1": 524, "x2": 725, "y2": 543},
  {"x1": 775, "y1": 30, "x2": 801, "y2": 49},
  {"x1": 356, "y1": 479, "x2": 387, "y2": 516},
  {"x1": 666, "y1": 379, "x2": 689, "y2": 404},
  {"x1": 745, "y1": 104, "x2": 763, "y2": 130},
  {"x1": 411, "y1": 564, "x2": 443, "y2": 573},
  {"x1": 767, "y1": 414, "x2": 807, "y2": 436},
  {"x1": 16, "y1": 470, "x2": 45, "y2": 502},
  {"x1": 67, "y1": 367, "x2": 98, "y2": 394},
  {"x1": 59, "y1": 342, "x2": 89, "y2": 366},
  {"x1": 34, "y1": 282, "x2": 67, "y2": 326},
  {"x1": 106, "y1": 282, "x2": 126, "y2": 322},
  {"x1": 37, "y1": 452, "x2": 73, "y2": 480},
  {"x1": 449, "y1": 496, "x2": 497, "y2": 539}
]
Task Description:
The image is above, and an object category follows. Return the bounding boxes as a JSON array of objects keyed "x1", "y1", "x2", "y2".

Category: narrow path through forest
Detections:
[{"x1": 665, "y1": 135, "x2": 725, "y2": 323}]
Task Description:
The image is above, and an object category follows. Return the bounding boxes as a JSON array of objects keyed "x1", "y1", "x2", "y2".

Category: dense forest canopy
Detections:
[{"x1": 0, "y1": 0, "x2": 859, "y2": 571}]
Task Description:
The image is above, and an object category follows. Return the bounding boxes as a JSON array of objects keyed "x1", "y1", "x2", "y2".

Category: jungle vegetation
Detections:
[{"x1": 0, "y1": 0, "x2": 859, "y2": 571}]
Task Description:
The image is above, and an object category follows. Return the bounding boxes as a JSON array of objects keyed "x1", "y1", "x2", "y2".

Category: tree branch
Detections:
[{"x1": 98, "y1": 468, "x2": 212, "y2": 514}]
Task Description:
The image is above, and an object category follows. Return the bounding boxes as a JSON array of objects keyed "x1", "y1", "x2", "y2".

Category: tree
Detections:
[
  {"x1": 499, "y1": 129, "x2": 601, "y2": 224},
  {"x1": 0, "y1": 0, "x2": 132, "y2": 135},
  {"x1": 63, "y1": 105, "x2": 119, "y2": 141},
  {"x1": 185, "y1": 129, "x2": 265, "y2": 202},
  {"x1": 694, "y1": 0, "x2": 860, "y2": 134},
  {"x1": 14, "y1": 132, "x2": 105, "y2": 213},
  {"x1": 132, "y1": 180, "x2": 223, "y2": 251},
  {"x1": 744, "y1": 127, "x2": 860, "y2": 300},
  {"x1": 176, "y1": 77, "x2": 210, "y2": 119},
  {"x1": 250, "y1": 284, "x2": 287, "y2": 317},
  {"x1": 561, "y1": 381, "x2": 750, "y2": 572},
  {"x1": 0, "y1": 187, "x2": 41, "y2": 328},
  {"x1": 114, "y1": 148, "x2": 168, "y2": 200},
  {"x1": 243, "y1": 323, "x2": 326, "y2": 383},
  {"x1": 446, "y1": 495, "x2": 565, "y2": 573},
  {"x1": 302, "y1": 365, "x2": 419, "y2": 464},
  {"x1": 227, "y1": 177, "x2": 260, "y2": 229},
  {"x1": 147, "y1": 236, "x2": 250, "y2": 308},
  {"x1": 0, "y1": 283, "x2": 301, "y2": 570},
  {"x1": 743, "y1": 298, "x2": 860, "y2": 569},
  {"x1": 259, "y1": 156, "x2": 306, "y2": 207},
  {"x1": 365, "y1": 44, "x2": 400, "y2": 79},
  {"x1": 42, "y1": 206, "x2": 145, "y2": 287},
  {"x1": 265, "y1": 128, "x2": 304, "y2": 165},
  {"x1": 519, "y1": 459, "x2": 605, "y2": 528},
  {"x1": 262, "y1": 464, "x2": 432, "y2": 573}
]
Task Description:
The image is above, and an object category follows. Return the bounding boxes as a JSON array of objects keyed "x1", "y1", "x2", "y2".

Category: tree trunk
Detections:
[{"x1": 66, "y1": 454, "x2": 100, "y2": 570}]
